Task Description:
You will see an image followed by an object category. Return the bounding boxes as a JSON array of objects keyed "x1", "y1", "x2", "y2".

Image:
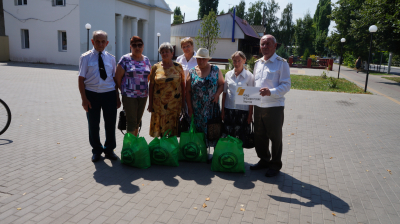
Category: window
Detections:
[
  {"x1": 58, "y1": 31, "x2": 67, "y2": 51},
  {"x1": 21, "y1": 30, "x2": 29, "y2": 49},
  {"x1": 16, "y1": 0, "x2": 27, "y2": 5},
  {"x1": 53, "y1": 0, "x2": 65, "y2": 6}
]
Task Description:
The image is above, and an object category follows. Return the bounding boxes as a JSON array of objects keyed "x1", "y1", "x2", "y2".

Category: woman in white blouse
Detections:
[
  {"x1": 176, "y1": 37, "x2": 197, "y2": 82},
  {"x1": 222, "y1": 51, "x2": 254, "y2": 142}
]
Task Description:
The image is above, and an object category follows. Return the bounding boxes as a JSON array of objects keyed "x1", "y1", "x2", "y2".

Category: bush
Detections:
[
  {"x1": 328, "y1": 77, "x2": 338, "y2": 88},
  {"x1": 276, "y1": 44, "x2": 289, "y2": 59},
  {"x1": 343, "y1": 52, "x2": 357, "y2": 68},
  {"x1": 228, "y1": 59, "x2": 233, "y2": 70},
  {"x1": 246, "y1": 57, "x2": 257, "y2": 73},
  {"x1": 220, "y1": 69, "x2": 229, "y2": 77},
  {"x1": 320, "y1": 70, "x2": 328, "y2": 79},
  {"x1": 303, "y1": 48, "x2": 310, "y2": 60}
]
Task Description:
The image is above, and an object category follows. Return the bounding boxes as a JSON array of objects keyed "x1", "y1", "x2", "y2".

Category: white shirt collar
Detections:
[
  {"x1": 261, "y1": 53, "x2": 277, "y2": 63},
  {"x1": 92, "y1": 47, "x2": 106, "y2": 55},
  {"x1": 231, "y1": 67, "x2": 247, "y2": 79}
]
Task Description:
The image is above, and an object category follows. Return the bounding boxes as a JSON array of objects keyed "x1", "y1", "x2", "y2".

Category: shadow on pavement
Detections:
[
  {"x1": 93, "y1": 160, "x2": 349, "y2": 214},
  {"x1": 377, "y1": 81, "x2": 400, "y2": 87},
  {"x1": 0, "y1": 139, "x2": 13, "y2": 146},
  {"x1": 2, "y1": 62, "x2": 78, "y2": 71}
]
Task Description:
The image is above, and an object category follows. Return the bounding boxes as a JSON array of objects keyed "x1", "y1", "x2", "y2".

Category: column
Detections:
[
  {"x1": 131, "y1": 18, "x2": 138, "y2": 37},
  {"x1": 142, "y1": 20, "x2": 148, "y2": 56},
  {"x1": 116, "y1": 15, "x2": 123, "y2": 60}
]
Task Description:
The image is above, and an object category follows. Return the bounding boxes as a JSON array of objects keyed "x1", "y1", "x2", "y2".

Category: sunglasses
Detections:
[{"x1": 131, "y1": 43, "x2": 143, "y2": 48}]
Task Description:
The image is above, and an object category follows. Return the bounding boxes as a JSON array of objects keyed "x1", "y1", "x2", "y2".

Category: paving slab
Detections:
[{"x1": 1, "y1": 62, "x2": 400, "y2": 223}]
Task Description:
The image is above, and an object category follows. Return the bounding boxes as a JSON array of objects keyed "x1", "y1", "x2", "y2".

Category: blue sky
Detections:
[{"x1": 165, "y1": 0, "x2": 338, "y2": 34}]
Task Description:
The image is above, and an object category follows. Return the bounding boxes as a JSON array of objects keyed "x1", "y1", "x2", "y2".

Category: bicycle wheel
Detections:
[{"x1": 0, "y1": 99, "x2": 11, "y2": 135}]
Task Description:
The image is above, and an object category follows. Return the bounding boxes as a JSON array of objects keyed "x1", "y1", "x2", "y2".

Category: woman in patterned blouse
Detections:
[
  {"x1": 115, "y1": 36, "x2": 151, "y2": 136},
  {"x1": 148, "y1": 42, "x2": 185, "y2": 137}
]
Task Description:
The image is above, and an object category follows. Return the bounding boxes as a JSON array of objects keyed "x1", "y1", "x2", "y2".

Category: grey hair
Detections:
[
  {"x1": 92, "y1": 30, "x2": 108, "y2": 41},
  {"x1": 158, "y1": 42, "x2": 174, "y2": 53},
  {"x1": 261, "y1": 35, "x2": 277, "y2": 44},
  {"x1": 231, "y1": 51, "x2": 246, "y2": 60}
]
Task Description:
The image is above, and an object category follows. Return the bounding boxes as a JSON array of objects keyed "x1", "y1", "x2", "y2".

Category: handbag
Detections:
[
  {"x1": 242, "y1": 122, "x2": 255, "y2": 149},
  {"x1": 117, "y1": 109, "x2": 142, "y2": 135},
  {"x1": 177, "y1": 109, "x2": 190, "y2": 137},
  {"x1": 207, "y1": 103, "x2": 222, "y2": 141},
  {"x1": 117, "y1": 110, "x2": 126, "y2": 134}
]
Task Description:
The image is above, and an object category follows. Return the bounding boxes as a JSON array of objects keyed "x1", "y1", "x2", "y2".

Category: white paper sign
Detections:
[{"x1": 235, "y1": 86, "x2": 262, "y2": 106}]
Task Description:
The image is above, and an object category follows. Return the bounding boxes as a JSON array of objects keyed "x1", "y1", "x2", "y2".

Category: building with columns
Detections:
[{"x1": 3, "y1": 0, "x2": 172, "y2": 65}]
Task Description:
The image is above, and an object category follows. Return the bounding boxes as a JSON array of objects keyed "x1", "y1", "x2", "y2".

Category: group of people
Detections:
[{"x1": 78, "y1": 30, "x2": 290, "y2": 177}]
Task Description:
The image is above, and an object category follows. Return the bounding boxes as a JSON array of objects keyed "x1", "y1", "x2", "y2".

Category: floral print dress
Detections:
[
  {"x1": 189, "y1": 65, "x2": 220, "y2": 147},
  {"x1": 149, "y1": 62, "x2": 184, "y2": 137}
]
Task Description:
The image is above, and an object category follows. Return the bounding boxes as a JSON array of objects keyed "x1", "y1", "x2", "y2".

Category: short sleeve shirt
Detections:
[
  {"x1": 223, "y1": 68, "x2": 255, "y2": 111},
  {"x1": 118, "y1": 54, "x2": 151, "y2": 98}
]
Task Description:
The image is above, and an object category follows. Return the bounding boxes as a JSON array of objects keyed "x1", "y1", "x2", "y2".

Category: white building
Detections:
[
  {"x1": 171, "y1": 13, "x2": 260, "y2": 61},
  {"x1": 3, "y1": 0, "x2": 172, "y2": 65}
]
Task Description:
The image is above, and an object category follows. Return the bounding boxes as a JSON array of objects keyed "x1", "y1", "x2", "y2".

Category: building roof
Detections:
[
  {"x1": 171, "y1": 13, "x2": 259, "y2": 39},
  {"x1": 251, "y1": 25, "x2": 264, "y2": 34}
]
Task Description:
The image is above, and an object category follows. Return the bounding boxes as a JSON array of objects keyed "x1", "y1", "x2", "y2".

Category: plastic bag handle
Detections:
[
  {"x1": 189, "y1": 115, "x2": 196, "y2": 134},
  {"x1": 227, "y1": 135, "x2": 240, "y2": 143}
]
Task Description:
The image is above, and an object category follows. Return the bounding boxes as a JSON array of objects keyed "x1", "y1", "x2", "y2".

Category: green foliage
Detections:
[
  {"x1": 228, "y1": 59, "x2": 233, "y2": 70},
  {"x1": 382, "y1": 77, "x2": 400, "y2": 83},
  {"x1": 198, "y1": 0, "x2": 219, "y2": 19},
  {"x1": 278, "y1": 3, "x2": 294, "y2": 47},
  {"x1": 196, "y1": 10, "x2": 221, "y2": 56},
  {"x1": 294, "y1": 12, "x2": 315, "y2": 56},
  {"x1": 246, "y1": 57, "x2": 257, "y2": 73},
  {"x1": 328, "y1": 77, "x2": 338, "y2": 88},
  {"x1": 276, "y1": 44, "x2": 289, "y2": 59},
  {"x1": 343, "y1": 52, "x2": 357, "y2": 68},
  {"x1": 221, "y1": 69, "x2": 229, "y2": 77},
  {"x1": 302, "y1": 48, "x2": 310, "y2": 60},
  {"x1": 320, "y1": 70, "x2": 328, "y2": 79},
  {"x1": 245, "y1": 1, "x2": 266, "y2": 25},
  {"x1": 263, "y1": 0, "x2": 280, "y2": 35},
  {"x1": 228, "y1": 0, "x2": 246, "y2": 19},
  {"x1": 219, "y1": 9, "x2": 225, "y2": 15},
  {"x1": 172, "y1": 7, "x2": 183, "y2": 25}
]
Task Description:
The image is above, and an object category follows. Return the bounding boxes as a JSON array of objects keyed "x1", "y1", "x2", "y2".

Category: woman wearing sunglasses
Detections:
[{"x1": 115, "y1": 36, "x2": 151, "y2": 136}]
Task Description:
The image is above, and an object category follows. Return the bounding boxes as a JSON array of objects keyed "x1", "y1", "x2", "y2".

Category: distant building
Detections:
[
  {"x1": 3, "y1": 0, "x2": 172, "y2": 65},
  {"x1": 251, "y1": 25, "x2": 265, "y2": 38},
  {"x1": 171, "y1": 13, "x2": 260, "y2": 62}
]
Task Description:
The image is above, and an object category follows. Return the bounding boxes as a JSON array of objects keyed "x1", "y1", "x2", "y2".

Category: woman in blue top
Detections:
[{"x1": 186, "y1": 48, "x2": 224, "y2": 147}]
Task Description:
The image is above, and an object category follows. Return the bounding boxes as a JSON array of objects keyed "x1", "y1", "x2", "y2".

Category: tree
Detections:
[
  {"x1": 263, "y1": 0, "x2": 280, "y2": 36},
  {"x1": 219, "y1": 9, "x2": 225, "y2": 15},
  {"x1": 293, "y1": 12, "x2": 315, "y2": 56},
  {"x1": 196, "y1": 10, "x2": 221, "y2": 56},
  {"x1": 313, "y1": 0, "x2": 331, "y2": 55},
  {"x1": 172, "y1": 7, "x2": 183, "y2": 24},
  {"x1": 245, "y1": 1, "x2": 266, "y2": 25},
  {"x1": 228, "y1": 0, "x2": 246, "y2": 19},
  {"x1": 198, "y1": 0, "x2": 219, "y2": 19},
  {"x1": 277, "y1": 3, "x2": 294, "y2": 46}
]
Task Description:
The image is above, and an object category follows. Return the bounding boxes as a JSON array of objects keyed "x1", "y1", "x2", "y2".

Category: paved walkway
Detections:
[{"x1": 1, "y1": 62, "x2": 400, "y2": 224}]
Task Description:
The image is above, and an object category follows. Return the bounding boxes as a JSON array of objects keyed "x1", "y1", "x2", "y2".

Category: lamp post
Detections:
[
  {"x1": 85, "y1": 23, "x2": 91, "y2": 51},
  {"x1": 157, "y1": 33, "x2": 161, "y2": 62},
  {"x1": 338, "y1": 38, "x2": 346, "y2": 79},
  {"x1": 365, "y1": 25, "x2": 378, "y2": 92}
]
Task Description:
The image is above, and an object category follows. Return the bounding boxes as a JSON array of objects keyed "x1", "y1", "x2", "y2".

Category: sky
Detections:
[{"x1": 165, "y1": 0, "x2": 339, "y2": 35}]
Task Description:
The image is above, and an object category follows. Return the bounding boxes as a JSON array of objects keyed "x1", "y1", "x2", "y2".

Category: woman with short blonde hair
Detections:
[
  {"x1": 222, "y1": 51, "x2": 254, "y2": 142},
  {"x1": 176, "y1": 37, "x2": 197, "y2": 81}
]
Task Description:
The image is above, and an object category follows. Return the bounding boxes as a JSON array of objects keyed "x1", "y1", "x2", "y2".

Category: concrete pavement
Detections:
[{"x1": 1, "y1": 62, "x2": 400, "y2": 223}]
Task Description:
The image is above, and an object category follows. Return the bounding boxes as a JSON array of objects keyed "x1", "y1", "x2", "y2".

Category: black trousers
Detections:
[
  {"x1": 85, "y1": 90, "x2": 117, "y2": 155},
  {"x1": 254, "y1": 106, "x2": 284, "y2": 171}
]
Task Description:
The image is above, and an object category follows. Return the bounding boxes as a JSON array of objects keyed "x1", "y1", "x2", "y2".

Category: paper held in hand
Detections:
[{"x1": 235, "y1": 86, "x2": 263, "y2": 106}]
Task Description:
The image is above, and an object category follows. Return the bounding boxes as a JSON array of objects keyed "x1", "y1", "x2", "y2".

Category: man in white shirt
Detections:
[
  {"x1": 250, "y1": 35, "x2": 291, "y2": 177},
  {"x1": 78, "y1": 30, "x2": 121, "y2": 162}
]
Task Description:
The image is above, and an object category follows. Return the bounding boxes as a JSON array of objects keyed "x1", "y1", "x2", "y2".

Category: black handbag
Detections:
[
  {"x1": 117, "y1": 109, "x2": 141, "y2": 135},
  {"x1": 242, "y1": 122, "x2": 255, "y2": 149},
  {"x1": 177, "y1": 109, "x2": 190, "y2": 137},
  {"x1": 207, "y1": 103, "x2": 222, "y2": 141}
]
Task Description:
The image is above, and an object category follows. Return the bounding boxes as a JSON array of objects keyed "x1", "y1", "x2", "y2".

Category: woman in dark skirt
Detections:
[{"x1": 222, "y1": 51, "x2": 254, "y2": 142}]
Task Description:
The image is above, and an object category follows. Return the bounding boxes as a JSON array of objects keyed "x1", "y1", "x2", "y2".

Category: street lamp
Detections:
[
  {"x1": 337, "y1": 38, "x2": 346, "y2": 79},
  {"x1": 157, "y1": 33, "x2": 161, "y2": 62},
  {"x1": 365, "y1": 25, "x2": 378, "y2": 92},
  {"x1": 85, "y1": 23, "x2": 91, "y2": 51}
]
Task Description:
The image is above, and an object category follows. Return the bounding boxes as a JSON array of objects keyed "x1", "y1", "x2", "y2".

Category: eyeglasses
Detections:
[{"x1": 131, "y1": 43, "x2": 143, "y2": 48}]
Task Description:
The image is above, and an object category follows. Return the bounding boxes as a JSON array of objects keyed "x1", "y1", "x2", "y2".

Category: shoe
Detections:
[
  {"x1": 250, "y1": 161, "x2": 269, "y2": 170},
  {"x1": 265, "y1": 169, "x2": 279, "y2": 177},
  {"x1": 104, "y1": 152, "x2": 118, "y2": 160},
  {"x1": 92, "y1": 154, "x2": 101, "y2": 162}
]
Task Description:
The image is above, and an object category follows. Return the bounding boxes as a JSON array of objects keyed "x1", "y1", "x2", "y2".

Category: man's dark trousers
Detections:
[
  {"x1": 254, "y1": 106, "x2": 284, "y2": 171},
  {"x1": 85, "y1": 90, "x2": 117, "y2": 155}
]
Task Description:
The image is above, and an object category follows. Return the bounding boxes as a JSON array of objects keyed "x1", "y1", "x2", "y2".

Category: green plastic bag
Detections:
[
  {"x1": 211, "y1": 135, "x2": 245, "y2": 173},
  {"x1": 120, "y1": 133, "x2": 151, "y2": 169},
  {"x1": 179, "y1": 116, "x2": 207, "y2": 163},
  {"x1": 149, "y1": 130, "x2": 179, "y2": 166}
]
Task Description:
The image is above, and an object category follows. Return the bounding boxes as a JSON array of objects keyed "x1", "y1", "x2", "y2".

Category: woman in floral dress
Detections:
[
  {"x1": 186, "y1": 48, "x2": 225, "y2": 147},
  {"x1": 148, "y1": 42, "x2": 185, "y2": 137}
]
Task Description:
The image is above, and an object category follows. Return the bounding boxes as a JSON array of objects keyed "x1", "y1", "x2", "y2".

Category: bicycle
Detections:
[{"x1": 0, "y1": 99, "x2": 11, "y2": 135}]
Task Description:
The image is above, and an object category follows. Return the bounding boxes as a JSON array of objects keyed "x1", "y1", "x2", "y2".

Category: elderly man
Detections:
[
  {"x1": 78, "y1": 30, "x2": 121, "y2": 162},
  {"x1": 250, "y1": 35, "x2": 291, "y2": 177}
]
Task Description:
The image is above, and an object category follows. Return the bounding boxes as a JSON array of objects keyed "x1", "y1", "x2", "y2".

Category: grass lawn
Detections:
[
  {"x1": 291, "y1": 74, "x2": 371, "y2": 94},
  {"x1": 382, "y1": 76, "x2": 400, "y2": 83}
]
